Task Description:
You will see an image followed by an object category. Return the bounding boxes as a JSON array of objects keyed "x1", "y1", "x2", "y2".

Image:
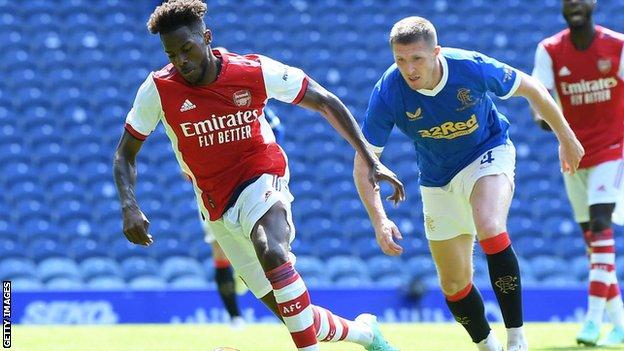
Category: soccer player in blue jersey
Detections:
[{"x1": 353, "y1": 17, "x2": 584, "y2": 351}]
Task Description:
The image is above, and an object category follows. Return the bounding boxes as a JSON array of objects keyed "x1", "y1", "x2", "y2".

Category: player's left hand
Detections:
[
  {"x1": 369, "y1": 161, "x2": 405, "y2": 205},
  {"x1": 558, "y1": 137, "x2": 584, "y2": 175},
  {"x1": 374, "y1": 217, "x2": 403, "y2": 256}
]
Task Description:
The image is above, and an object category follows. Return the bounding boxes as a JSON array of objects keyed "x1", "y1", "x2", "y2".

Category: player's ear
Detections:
[
  {"x1": 433, "y1": 45, "x2": 441, "y2": 56},
  {"x1": 203, "y1": 29, "x2": 212, "y2": 45}
]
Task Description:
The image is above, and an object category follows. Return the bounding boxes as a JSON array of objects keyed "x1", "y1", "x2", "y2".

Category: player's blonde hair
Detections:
[
  {"x1": 147, "y1": 0, "x2": 207, "y2": 35},
  {"x1": 389, "y1": 16, "x2": 437, "y2": 47}
]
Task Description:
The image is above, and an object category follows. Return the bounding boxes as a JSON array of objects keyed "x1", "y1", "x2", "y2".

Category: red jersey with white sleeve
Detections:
[
  {"x1": 532, "y1": 25, "x2": 624, "y2": 168},
  {"x1": 125, "y1": 50, "x2": 309, "y2": 220}
]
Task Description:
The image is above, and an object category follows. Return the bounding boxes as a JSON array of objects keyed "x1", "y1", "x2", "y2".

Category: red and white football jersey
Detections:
[
  {"x1": 125, "y1": 50, "x2": 308, "y2": 220},
  {"x1": 532, "y1": 25, "x2": 624, "y2": 168}
]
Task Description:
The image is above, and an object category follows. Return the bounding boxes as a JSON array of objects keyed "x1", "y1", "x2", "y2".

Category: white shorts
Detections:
[
  {"x1": 420, "y1": 142, "x2": 516, "y2": 241},
  {"x1": 203, "y1": 173, "x2": 296, "y2": 298},
  {"x1": 201, "y1": 214, "x2": 216, "y2": 244},
  {"x1": 563, "y1": 159, "x2": 624, "y2": 224}
]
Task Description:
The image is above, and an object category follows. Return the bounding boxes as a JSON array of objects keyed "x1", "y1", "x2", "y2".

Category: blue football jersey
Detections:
[{"x1": 362, "y1": 48, "x2": 521, "y2": 187}]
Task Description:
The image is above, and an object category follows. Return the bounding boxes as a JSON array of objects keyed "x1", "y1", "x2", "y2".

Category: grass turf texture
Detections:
[{"x1": 11, "y1": 323, "x2": 623, "y2": 350}]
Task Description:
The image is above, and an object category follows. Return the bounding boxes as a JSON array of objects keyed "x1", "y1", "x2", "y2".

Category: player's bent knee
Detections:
[
  {"x1": 439, "y1": 275, "x2": 472, "y2": 296},
  {"x1": 257, "y1": 243, "x2": 289, "y2": 271},
  {"x1": 475, "y1": 220, "x2": 505, "y2": 239}
]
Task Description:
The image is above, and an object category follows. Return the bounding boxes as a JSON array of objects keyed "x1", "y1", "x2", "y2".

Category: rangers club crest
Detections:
[
  {"x1": 233, "y1": 89, "x2": 252, "y2": 107},
  {"x1": 597, "y1": 58, "x2": 612, "y2": 74},
  {"x1": 456, "y1": 88, "x2": 478, "y2": 111}
]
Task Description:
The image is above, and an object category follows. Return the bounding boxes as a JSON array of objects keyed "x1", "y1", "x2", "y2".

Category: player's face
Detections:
[
  {"x1": 562, "y1": 0, "x2": 595, "y2": 28},
  {"x1": 161, "y1": 26, "x2": 211, "y2": 85},
  {"x1": 392, "y1": 40, "x2": 441, "y2": 91}
]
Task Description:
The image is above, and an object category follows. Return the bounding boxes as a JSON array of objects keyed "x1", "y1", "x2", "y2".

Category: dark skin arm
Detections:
[
  {"x1": 297, "y1": 78, "x2": 405, "y2": 203},
  {"x1": 113, "y1": 131, "x2": 153, "y2": 246}
]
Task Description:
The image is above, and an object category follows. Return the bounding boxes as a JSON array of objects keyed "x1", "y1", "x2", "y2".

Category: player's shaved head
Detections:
[
  {"x1": 147, "y1": 0, "x2": 207, "y2": 35},
  {"x1": 389, "y1": 16, "x2": 437, "y2": 48}
]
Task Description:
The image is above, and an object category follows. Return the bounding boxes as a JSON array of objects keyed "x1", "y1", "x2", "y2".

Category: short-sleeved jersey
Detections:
[
  {"x1": 532, "y1": 25, "x2": 624, "y2": 168},
  {"x1": 125, "y1": 50, "x2": 308, "y2": 220},
  {"x1": 363, "y1": 48, "x2": 520, "y2": 187}
]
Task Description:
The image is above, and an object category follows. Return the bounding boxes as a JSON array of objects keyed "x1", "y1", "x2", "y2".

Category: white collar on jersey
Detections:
[{"x1": 416, "y1": 54, "x2": 448, "y2": 96}]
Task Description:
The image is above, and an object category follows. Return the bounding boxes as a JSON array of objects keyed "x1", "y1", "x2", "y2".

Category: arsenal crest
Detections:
[
  {"x1": 597, "y1": 58, "x2": 612, "y2": 74},
  {"x1": 233, "y1": 89, "x2": 252, "y2": 107}
]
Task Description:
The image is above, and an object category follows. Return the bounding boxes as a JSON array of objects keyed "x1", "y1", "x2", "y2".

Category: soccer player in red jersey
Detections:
[
  {"x1": 112, "y1": 1, "x2": 404, "y2": 350},
  {"x1": 532, "y1": 0, "x2": 624, "y2": 346}
]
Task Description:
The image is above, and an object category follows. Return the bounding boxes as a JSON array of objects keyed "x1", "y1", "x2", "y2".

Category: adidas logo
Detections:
[
  {"x1": 180, "y1": 99, "x2": 196, "y2": 112},
  {"x1": 558, "y1": 66, "x2": 571, "y2": 77}
]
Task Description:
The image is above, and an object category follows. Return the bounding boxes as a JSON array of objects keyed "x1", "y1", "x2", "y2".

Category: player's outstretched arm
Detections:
[
  {"x1": 113, "y1": 131, "x2": 153, "y2": 246},
  {"x1": 513, "y1": 71, "x2": 585, "y2": 174},
  {"x1": 354, "y1": 152, "x2": 404, "y2": 256},
  {"x1": 296, "y1": 78, "x2": 405, "y2": 201},
  {"x1": 530, "y1": 107, "x2": 553, "y2": 132}
]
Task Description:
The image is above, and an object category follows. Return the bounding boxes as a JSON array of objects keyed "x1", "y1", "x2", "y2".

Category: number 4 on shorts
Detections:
[{"x1": 480, "y1": 150, "x2": 494, "y2": 164}]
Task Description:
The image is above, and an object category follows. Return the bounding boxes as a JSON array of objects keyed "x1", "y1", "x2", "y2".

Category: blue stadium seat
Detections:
[
  {"x1": 69, "y1": 238, "x2": 108, "y2": 262},
  {"x1": 570, "y1": 256, "x2": 590, "y2": 282},
  {"x1": 170, "y1": 276, "x2": 211, "y2": 289},
  {"x1": 530, "y1": 256, "x2": 566, "y2": 281},
  {"x1": 109, "y1": 239, "x2": 149, "y2": 261},
  {"x1": 366, "y1": 256, "x2": 405, "y2": 281},
  {"x1": 160, "y1": 256, "x2": 205, "y2": 282},
  {"x1": 120, "y1": 256, "x2": 161, "y2": 281},
  {"x1": 352, "y1": 237, "x2": 382, "y2": 258},
  {"x1": 405, "y1": 255, "x2": 437, "y2": 280},
  {"x1": 375, "y1": 274, "x2": 409, "y2": 288},
  {"x1": 295, "y1": 255, "x2": 325, "y2": 280},
  {"x1": 80, "y1": 257, "x2": 122, "y2": 281},
  {"x1": 326, "y1": 256, "x2": 369, "y2": 282},
  {"x1": 402, "y1": 237, "x2": 429, "y2": 258},
  {"x1": 313, "y1": 237, "x2": 352, "y2": 259},
  {"x1": 188, "y1": 239, "x2": 213, "y2": 262},
  {"x1": 0, "y1": 258, "x2": 37, "y2": 281},
  {"x1": 10, "y1": 278, "x2": 45, "y2": 291},
  {"x1": 539, "y1": 273, "x2": 579, "y2": 287},
  {"x1": 554, "y1": 236, "x2": 586, "y2": 259},
  {"x1": 45, "y1": 277, "x2": 84, "y2": 290},
  {"x1": 28, "y1": 239, "x2": 67, "y2": 262},
  {"x1": 37, "y1": 257, "x2": 82, "y2": 283},
  {"x1": 150, "y1": 238, "x2": 190, "y2": 261},
  {"x1": 333, "y1": 275, "x2": 373, "y2": 288},
  {"x1": 128, "y1": 275, "x2": 167, "y2": 290},
  {"x1": 87, "y1": 276, "x2": 126, "y2": 290},
  {"x1": 289, "y1": 238, "x2": 313, "y2": 257}
]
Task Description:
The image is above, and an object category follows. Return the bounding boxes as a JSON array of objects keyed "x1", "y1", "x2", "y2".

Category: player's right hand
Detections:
[
  {"x1": 374, "y1": 218, "x2": 403, "y2": 256},
  {"x1": 559, "y1": 137, "x2": 584, "y2": 175},
  {"x1": 122, "y1": 206, "x2": 153, "y2": 246}
]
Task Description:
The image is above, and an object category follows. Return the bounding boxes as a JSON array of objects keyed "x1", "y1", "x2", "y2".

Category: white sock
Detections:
[
  {"x1": 606, "y1": 296, "x2": 624, "y2": 330},
  {"x1": 506, "y1": 326, "x2": 527, "y2": 349},
  {"x1": 476, "y1": 331, "x2": 503, "y2": 351},
  {"x1": 312, "y1": 305, "x2": 373, "y2": 346},
  {"x1": 587, "y1": 295, "x2": 607, "y2": 325}
]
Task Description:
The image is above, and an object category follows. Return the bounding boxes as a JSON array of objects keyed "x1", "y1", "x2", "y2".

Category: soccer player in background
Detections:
[
  {"x1": 112, "y1": 1, "x2": 404, "y2": 350},
  {"x1": 353, "y1": 16, "x2": 584, "y2": 351},
  {"x1": 531, "y1": 0, "x2": 624, "y2": 346}
]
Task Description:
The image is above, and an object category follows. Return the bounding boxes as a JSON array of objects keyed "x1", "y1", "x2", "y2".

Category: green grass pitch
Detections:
[{"x1": 11, "y1": 323, "x2": 623, "y2": 350}]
